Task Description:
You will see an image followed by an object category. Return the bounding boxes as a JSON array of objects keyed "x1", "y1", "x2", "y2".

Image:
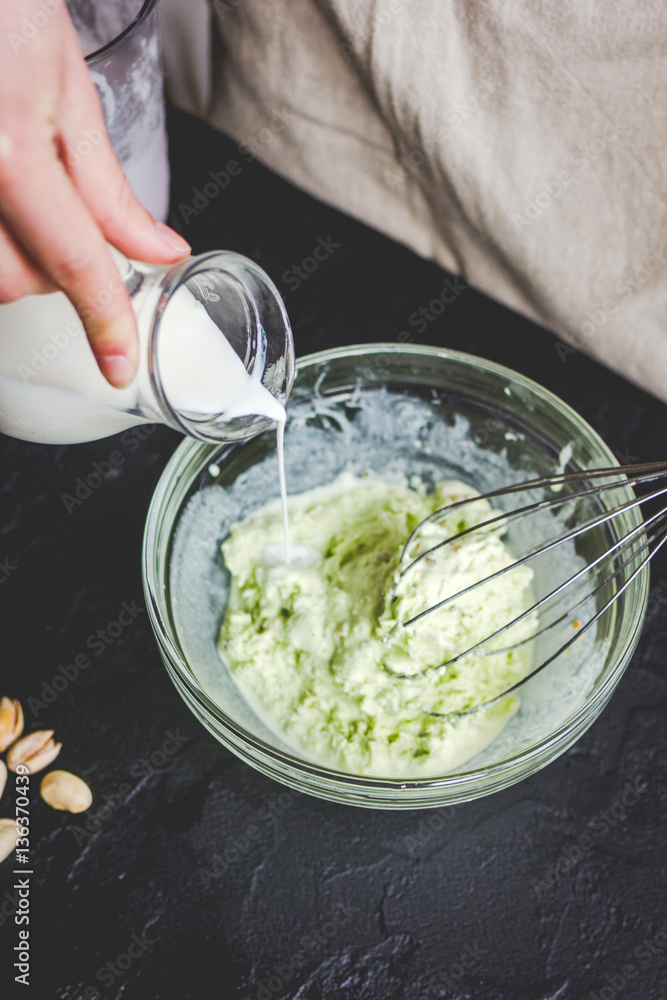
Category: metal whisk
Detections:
[{"x1": 390, "y1": 461, "x2": 667, "y2": 718}]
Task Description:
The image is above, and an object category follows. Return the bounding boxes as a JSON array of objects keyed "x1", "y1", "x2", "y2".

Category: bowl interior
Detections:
[{"x1": 146, "y1": 346, "x2": 648, "y2": 803}]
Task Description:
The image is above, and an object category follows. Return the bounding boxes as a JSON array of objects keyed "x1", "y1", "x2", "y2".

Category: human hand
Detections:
[{"x1": 0, "y1": 0, "x2": 191, "y2": 387}]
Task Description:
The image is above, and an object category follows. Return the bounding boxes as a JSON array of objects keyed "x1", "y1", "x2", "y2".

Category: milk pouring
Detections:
[{"x1": 0, "y1": 251, "x2": 295, "y2": 445}]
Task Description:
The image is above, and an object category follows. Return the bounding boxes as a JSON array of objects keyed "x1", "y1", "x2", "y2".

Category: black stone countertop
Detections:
[{"x1": 0, "y1": 106, "x2": 666, "y2": 1000}]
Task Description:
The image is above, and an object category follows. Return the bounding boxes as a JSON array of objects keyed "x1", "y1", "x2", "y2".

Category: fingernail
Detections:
[
  {"x1": 100, "y1": 354, "x2": 136, "y2": 389},
  {"x1": 156, "y1": 222, "x2": 191, "y2": 256}
]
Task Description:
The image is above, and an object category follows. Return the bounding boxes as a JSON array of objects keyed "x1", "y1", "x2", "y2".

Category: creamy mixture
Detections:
[{"x1": 218, "y1": 474, "x2": 537, "y2": 777}]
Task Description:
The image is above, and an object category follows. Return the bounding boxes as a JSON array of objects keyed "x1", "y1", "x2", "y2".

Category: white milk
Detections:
[
  {"x1": 87, "y1": 46, "x2": 170, "y2": 224},
  {"x1": 0, "y1": 284, "x2": 284, "y2": 444},
  {"x1": 0, "y1": 274, "x2": 294, "y2": 561},
  {"x1": 121, "y1": 125, "x2": 170, "y2": 225},
  {"x1": 71, "y1": 0, "x2": 170, "y2": 222}
]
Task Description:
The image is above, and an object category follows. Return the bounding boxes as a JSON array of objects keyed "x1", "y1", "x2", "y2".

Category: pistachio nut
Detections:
[
  {"x1": 0, "y1": 760, "x2": 6, "y2": 800},
  {"x1": 0, "y1": 697, "x2": 24, "y2": 752},
  {"x1": 7, "y1": 730, "x2": 62, "y2": 774},
  {"x1": 40, "y1": 770, "x2": 92, "y2": 814},
  {"x1": 0, "y1": 819, "x2": 18, "y2": 863}
]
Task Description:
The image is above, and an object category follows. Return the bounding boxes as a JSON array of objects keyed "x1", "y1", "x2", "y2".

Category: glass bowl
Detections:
[{"x1": 142, "y1": 345, "x2": 648, "y2": 809}]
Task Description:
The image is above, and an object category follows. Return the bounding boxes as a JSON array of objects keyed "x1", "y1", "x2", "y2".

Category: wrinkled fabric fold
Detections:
[{"x1": 162, "y1": 0, "x2": 667, "y2": 402}]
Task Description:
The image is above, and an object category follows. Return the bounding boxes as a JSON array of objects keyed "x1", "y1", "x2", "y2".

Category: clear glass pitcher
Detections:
[
  {"x1": 0, "y1": 252, "x2": 295, "y2": 445},
  {"x1": 67, "y1": 0, "x2": 170, "y2": 221}
]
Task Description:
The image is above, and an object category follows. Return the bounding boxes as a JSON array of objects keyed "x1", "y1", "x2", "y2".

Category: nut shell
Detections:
[
  {"x1": 0, "y1": 697, "x2": 24, "y2": 752},
  {"x1": 0, "y1": 760, "x2": 6, "y2": 800},
  {"x1": 40, "y1": 770, "x2": 92, "y2": 813},
  {"x1": 0, "y1": 819, "x2": 18, "y2": 863},
  {"x1": 7, "y1": 730, "x2": 62, "y2": 774}
]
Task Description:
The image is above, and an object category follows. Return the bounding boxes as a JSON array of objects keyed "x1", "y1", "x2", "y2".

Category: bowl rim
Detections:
[{"x1": 142, "y1": 343, "x2": 649, "y2": 797}]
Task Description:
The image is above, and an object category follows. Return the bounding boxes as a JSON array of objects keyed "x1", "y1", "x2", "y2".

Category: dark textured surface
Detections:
[{"x1": 1, "y1": 105, "x2": 666, "y2": 1000}]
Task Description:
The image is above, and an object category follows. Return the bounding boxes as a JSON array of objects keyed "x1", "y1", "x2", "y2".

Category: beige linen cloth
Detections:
[{"x1": 161, "y1": 0, "x2": 667, "y2": 401}]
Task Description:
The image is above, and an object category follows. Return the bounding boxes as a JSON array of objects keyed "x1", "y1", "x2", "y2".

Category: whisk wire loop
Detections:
[
  {"x1": 428, "y1": 523, "x2": 667, "y2": 721},
  {"x1": 398, "y1": 480, "x2": 667, "y2": 628},
  {"x1": 391, "y1": 461, "x2": 664, "y2": 720}
]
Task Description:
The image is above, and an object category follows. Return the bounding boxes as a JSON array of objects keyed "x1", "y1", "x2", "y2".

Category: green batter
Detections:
[{"x1": 218, "y1": 474, "x2": 537, "y2": 777}]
